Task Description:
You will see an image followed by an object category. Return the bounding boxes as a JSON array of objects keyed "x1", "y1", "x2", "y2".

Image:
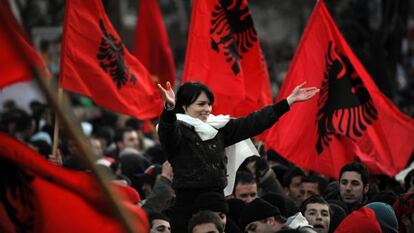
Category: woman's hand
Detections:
[
  {"x1": 157, "y1": 81, "x2": 175, "y2": 108},
  {"x1": 287, "y1": 82, "x2": 320, "y2": 106}
]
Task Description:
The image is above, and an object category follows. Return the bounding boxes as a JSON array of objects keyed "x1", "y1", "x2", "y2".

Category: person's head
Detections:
[
  {"x1": 365, "y1": 202, "x2": 398, "y2": 233},
  {"x1": 283, "y1": 167, "x2": 305, "y2": 205},
  {"x1": 300, "y1": 195, "x2": 330, "y2": 233},
  {"x1": 240, "y1": 198, "x2": 285, "y2": 233},
  {"x1": 175, "y1": 82, "x2": 214, "y2": 122},
  {"x1": 261, "y1": 193, "x2": 289, "y2": 218},
  {"x1": 234, "y1": 171, "x2": 257, "y2": 203},
  {"x1": 333, "y1": 207, "x2": 382, "y2": 233},
  {"x1": 89, "y1": 137, "x2": 103, "y2": 157},
  {"x1": 193, "y1": 192, "x2": 229, "y2": 227},
  {"x1": 92, "y1": 126, "x2": 114, "y2": 151},
  {"x1": 339, "y1": 162, "x2": 369, "y2": 206},
  {"x1": 188, "y1": 210, "x2": 224, "y2": 233},
  {"x1": 148, "y1": 212, "x2": 171, "y2": 233},
  {"x1": 115, "y1": 127, "x2": 141, "y2": 151},
  {"x1": 13, "y1": 109, "x2": 35, "y2": 141},
  {"x1": 301, "y1": 174, "x2": 327, "y2": 202},
  {"x1": 226, "y1": 198, "x2": 245, "y2": 223},
  {"x1": 327, "y1": 203, "x2": 347, "y2": 233}
]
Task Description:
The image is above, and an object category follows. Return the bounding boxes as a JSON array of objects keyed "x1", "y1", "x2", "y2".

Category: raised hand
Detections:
[
  {"x1": 287, "y1": 82, "x2": 320, "y2": 106},
  {"x1": 157, "y1": 81, "x2": 175, "y2": 107}
]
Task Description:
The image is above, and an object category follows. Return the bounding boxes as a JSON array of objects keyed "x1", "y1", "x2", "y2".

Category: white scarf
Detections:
[{"x1": 176, "y1": 113, "x2": 259, "y2": 196}]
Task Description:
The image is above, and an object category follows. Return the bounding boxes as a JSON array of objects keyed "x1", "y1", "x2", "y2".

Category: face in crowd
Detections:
[
  {"x1": 150, "y1": 219, "x2": 171, "y2": 233},
  {"x1": 121, "y1": 130, "x2": 140, "y2": 151},
  {"x1": 183, "y1": 91, "x2": 212, "y2": 122},
  {"x1": 339, "y1": 171, "x2": 368, "y2": 205},
  {"x1": 192, "y1": 222, "x2": 220, "y2": 233},
  {"x1": 287, "y1": 175, "x2": 303, "y2": 205},
  {"x1": 234, "y1": 182, "x2": 258, "y2": 203},
  {"x1": 303, "y1": 203, "x2": 330, "y2": 233},
  {"x1": 301, "y1": 182, "x2": 319, "y2": 202}
]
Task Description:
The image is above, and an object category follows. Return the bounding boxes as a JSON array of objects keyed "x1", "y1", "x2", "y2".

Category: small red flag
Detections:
[
  {"x1": 0, "y1": 0, "x2": 49, "y2": 88},
  {"x1": 265, "y1": 0, "x2": 414, "y2": 178},
  {"x1": 133, "y1": 0, "x2": 176, "y2": 88},
  {"x1": 59, "y1": 0, "x2": 163, "y2": 120},
  {"x1": 0, "y1": 132, "x2": 149, "y2": 233},
  {"x1": 182, "y1": 0, "x2": 272, "y2": 117}
]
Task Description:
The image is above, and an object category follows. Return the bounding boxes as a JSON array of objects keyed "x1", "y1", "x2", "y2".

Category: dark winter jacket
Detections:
[{"x1": 158, "y1": 100, "x2": 290, "y2": 190}]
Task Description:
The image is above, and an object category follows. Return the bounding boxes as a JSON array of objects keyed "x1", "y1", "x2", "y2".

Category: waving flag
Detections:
[
  {"x1": 59, "y1": 0, "x2": 163, "y2": 120},
  {"x1": 183, "y1": 0, "x2": 272, "y2": 117},
  {"x1": 0, "y1": 132, "x2": 148, "y2": 233},
  {"x1": 265, "y1": 0, "x2": 414, "y2": 178},
  {"x1": 133, "y1": 0, "x2": 176, "y2": 88},
  {"x1": 0, "y1": 0, "x2": 49, "y2": 88}
]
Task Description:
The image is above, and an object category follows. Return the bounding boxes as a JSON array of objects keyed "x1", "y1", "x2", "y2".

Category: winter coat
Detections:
[{"x1": 158, "y1": 100, "x2": 290, "y2": 191}]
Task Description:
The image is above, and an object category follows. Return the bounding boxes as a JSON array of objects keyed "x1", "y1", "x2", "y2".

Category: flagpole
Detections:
[
  {"x1": 51, "y1": 87, "x2": 63, "y2": 157},
  {"x1": 32, "y1": 69, "x2": 140, "y2": 233}
]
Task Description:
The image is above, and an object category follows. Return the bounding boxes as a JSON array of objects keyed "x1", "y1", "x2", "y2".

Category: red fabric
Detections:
[
  {"x1": 133, "y1": 0, "x2": 176, "y2": 89},
  {"x1": 59, "y1": 0, "x2": 162, "y2": 120},
  {"x1": 264, "y1": 0, "x2": 414, "y2": 178},
  {"x1": 182, "y1": 0, "x2": 272, "y2": 117},
  {"x1": 334, "y1": 207, "x2": 382, "y2": 233},
  {"x1": 0, "y1": 1, "x2": 49, "y2": 88},
  {"x1": 114, "y1": 184, "x2": 141, "y2": 205},
  {"x1": 0, "y1": 132, "x2": 149, "y2": 233}
]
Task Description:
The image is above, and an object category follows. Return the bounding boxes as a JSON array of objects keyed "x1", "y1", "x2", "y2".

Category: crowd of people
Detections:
[{"x1": 1, "y1": 81, "x2": 413, "y2": 233}]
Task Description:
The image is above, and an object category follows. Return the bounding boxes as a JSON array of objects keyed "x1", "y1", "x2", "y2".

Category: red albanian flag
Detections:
[
  {"x1": 183, "y1": 0, "x2": 272, "y2": 117},
  {"x1": 0, "y1": 132, "x2": 149, "y2": 233},
  {"x1": 265, "y1": 0, "x2": 414, "y2": 178},
  {"x1": 0, "y1": 0, "x2": 49, "y2": 88},
  {"x1": 59, "y1": 0, "x2": 163, "y2": 120}
]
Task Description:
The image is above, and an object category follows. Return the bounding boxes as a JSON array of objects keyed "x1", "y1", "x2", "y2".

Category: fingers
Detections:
[
  {"x1": 301, "y1": 87, "x2": 319, "y2": 91},
  {"x1": 297, "y1": 81, "x2": 307, "y2": 88},
  {"x1": 157, "y1": 83, "x2": 165, "y2": 91}
]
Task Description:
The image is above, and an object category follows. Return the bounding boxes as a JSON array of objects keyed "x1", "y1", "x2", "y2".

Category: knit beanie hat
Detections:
[
  {"x1": 192, "y1": 192, "x2": 229, "y2": 214},
  {"x1": 335, "y1": 207, "x2": 382, "y2": 233},
  {"x1": 240, "y1": 198, "x2": 281, "y2": 230},
  {"x1": 366, "y1": 202, "x2": 398, "y2": 233},
  {"x1": 261, "y1": 192, "x2": 288, "y2": 217}
]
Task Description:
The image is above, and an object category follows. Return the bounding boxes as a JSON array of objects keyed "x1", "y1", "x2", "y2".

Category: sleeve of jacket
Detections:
[
  {"x1": 142, "y1": 176, "x2": 175, "y2": 213},
  {"x1": 258, "y1": 169, "x2": 285, "y2": 197},
  {"x1": 221, "y1": 99, "x2": 290, "y2": 146},
  {"x1": 158, "y1": 109, "x2": 181, "y2": 158}
]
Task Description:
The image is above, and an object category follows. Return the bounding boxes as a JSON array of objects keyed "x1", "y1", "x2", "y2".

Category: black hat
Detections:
[
  {"x1": 261, "y1": 193, "x2": 288, "y2": 217},
  {"x1": 240, "y1": 198, "x2": 281, "y2": 229},
  {"x1": 192, "y1": 192, "x2": 229, "y2": 214},
  {"x1": 227, "y1": 198, "x2": 246, "y2": 223}
]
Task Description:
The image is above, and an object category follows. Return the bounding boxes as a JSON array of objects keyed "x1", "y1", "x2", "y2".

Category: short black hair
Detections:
[
  {"x1": 283, "y1": 167, "x2": 305, "y2": 188},
  {"x1": 114, "y1": 127, "x2": 136, "y2": 143},
  {"x1": 300, "y1": 195, "x2": 330, "y2": 215},
  {"x1": 175, "y1": 82, "x2": 214, "y2": 114},
  {"x1": 147, "y1": 211, "x2": 170, "y2": 223},
  {"x1": 302, "y1": 173, "x2": 328, "y2": 194},
  {"x1": 188, "y1": 210, "x2": 224, "y2": 233},
  {"x1": 339, "y1": 162, "x2": 369, "y2": 186},
  {"x1": 234, "y1": 171, "x2": 256, "y2": 187}
]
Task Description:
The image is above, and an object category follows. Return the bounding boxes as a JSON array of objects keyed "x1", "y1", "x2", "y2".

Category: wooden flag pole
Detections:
[
  {"x1": 51, "y1": 87, "x2": 63, "y2": 157},
  {"x1": 32, "y1": 69, "x2": 140, "y2": 233}
]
